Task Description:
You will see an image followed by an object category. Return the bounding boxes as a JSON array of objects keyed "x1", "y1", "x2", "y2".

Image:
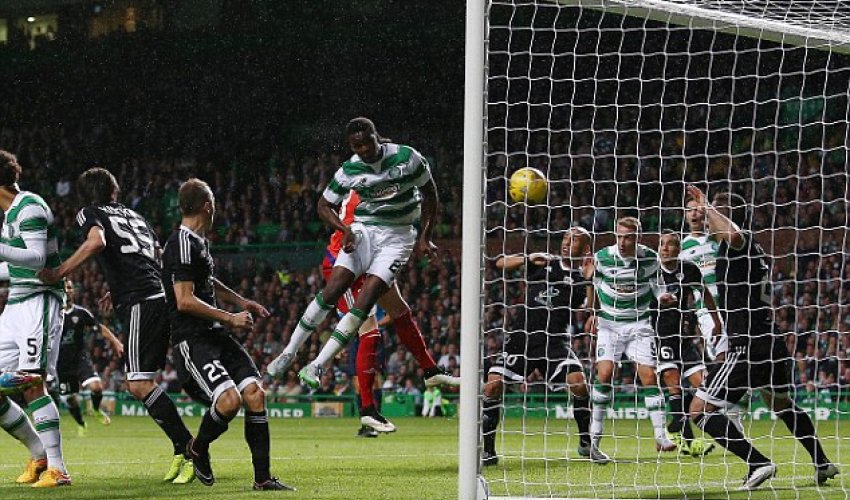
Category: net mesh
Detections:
[{"x1": 480, "y1": 1, "x2": 850, "y2": 498}]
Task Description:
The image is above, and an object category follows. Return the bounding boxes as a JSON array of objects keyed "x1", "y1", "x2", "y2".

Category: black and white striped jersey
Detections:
[
  {"x1": 76, "y1": 203, "x2": 163, "y2": 309},
  {"x1": 161, "y1": 225, "x2": 220, "y2": 343}
]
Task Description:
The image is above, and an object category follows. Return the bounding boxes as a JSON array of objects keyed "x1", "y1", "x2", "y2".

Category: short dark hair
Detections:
[
  {"x1": 659, "y1": 230, "x2": 681, "y2": 248},
  {"x1": 77, "y1": 167, "x2": 119, "y2": 206},
  {"x1": 178, "y1": 178, "x2": 213, "y2": 216},
  {"x1": 712, "y1": 191, "x2": 749, "y2": 228},
  {"x1": 345, "y1": 117, "x2": 390, "y2": 143},
  {"x1": 0, "y1": 150, "x2": 22, "y2": 186}
]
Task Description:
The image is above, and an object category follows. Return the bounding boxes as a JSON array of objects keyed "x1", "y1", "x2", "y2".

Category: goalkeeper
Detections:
[{"x1": 482, "y1": 227, "x2": 594, "y2": 467}]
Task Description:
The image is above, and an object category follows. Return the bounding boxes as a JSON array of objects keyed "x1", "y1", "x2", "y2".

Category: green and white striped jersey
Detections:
[
  {"x1": 323, "y1": 143, "x2": 432, "y2": 226},
  {"x1": 593, "y1": 244, "x2": 659, "y2": 322},
  {"x1": 680, "y1": 233, "x2": 719, "y2": 312},
  {"x1": 0, "y1": 192, "x2": 64, "y2": 304}
]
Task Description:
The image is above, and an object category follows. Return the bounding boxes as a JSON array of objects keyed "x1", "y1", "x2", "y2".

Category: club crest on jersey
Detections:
[
  {"x1": 71, "y1": 317, "x2": 79, "y2": 325},
  {"x1": 388, "y1": 166, "x2": 403, "y2": 179}
]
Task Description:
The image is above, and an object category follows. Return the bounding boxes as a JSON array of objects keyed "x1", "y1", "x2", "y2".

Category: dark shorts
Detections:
[
  {"x1": 173, "y1": 334, "x2": 260, "y2": 407},
  {"x1": 696, "y1": 340, "x2": 793, "y2": 406},
  {"x1": 657, "y1": 335, "x2": 706, "y2": 379},
  {"x1": 57, "y1": 352, "x2": 100, "y2": 395},
  {"x1": 120, "y1": 296, "x2": 171, "y2": 381},
  {"x1": 488, "y1": 338, "x2": 584, "y2": 391}
]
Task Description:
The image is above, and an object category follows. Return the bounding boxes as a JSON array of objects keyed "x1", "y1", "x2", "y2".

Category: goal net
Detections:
[{"x1": 462, "y1": 1, "x2": 850, "y2": 498}]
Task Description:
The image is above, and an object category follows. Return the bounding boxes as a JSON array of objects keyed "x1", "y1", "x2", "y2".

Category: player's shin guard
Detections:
[
  {"x1": 482, "y1": 396, "x2": 502, "y2": 454},
  {"x1": 285, "y1": 292, "x2": 334, "y2": 356},
  {"x1": 356, "y1": 330, "x2": 380, "y2": 410},
  {"x1": 775, "y1": 399, "x2": 829, "y2": 467},
  {"x1": 143, "y1": 387, "x2": 193, "y2": 456},
  {"x1": 91, "y1": 391, "x2": 103, "y2": 413},
  {"x1": 590, "y1": 383, "x2": 612, "y2": 444},
  {"x1": 572, "y1": 394, "x2": 591, "y2": 447},
  {"x1": 313, "y1": 308, "x2": 367, "y2": 366},
  {"x1": 645, "y1": 388, "x2": 668, "y2": 442},
  {"x1": 695, "y1": 412, "x2": 770, "y2": 465},
  {"x1": 196, "y1": 405, "x2": 234, "y2": 453},
  {"x1": 393, "y1": 310, "x2": 437, "y2": 370},
  {"x1": 0, "y1": 397, "x2": 45, "y2": 460},
  {"x1": 245, "y1": 411, "x2": 271, "y2": 483},
  {"x1": 30, "y1": 395, "x2": 66, "y2": 473}
]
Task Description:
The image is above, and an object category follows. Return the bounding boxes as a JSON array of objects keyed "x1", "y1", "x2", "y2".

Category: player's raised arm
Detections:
[
  {"x1": 212, "y1": 277, "x2": 270, "y2": 318},
  {"x1": 97, "y1": 323, "x2": 124, "y2": 359},
  {"x1": 495, "y1": 253, "x2": 549, "y2": 271},
  {"x1": 685, "y1": 185, "x2": 745, "y2": 250}
]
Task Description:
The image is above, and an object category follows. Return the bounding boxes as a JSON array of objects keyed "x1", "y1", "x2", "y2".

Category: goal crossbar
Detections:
[{"x1": 556, "y1": 0, "x2": 850, "y2": 53}]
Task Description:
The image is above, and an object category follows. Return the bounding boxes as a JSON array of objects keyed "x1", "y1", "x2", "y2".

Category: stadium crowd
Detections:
[{"x1": 0, "y1": 24, "x2": 846, "y2": 406}]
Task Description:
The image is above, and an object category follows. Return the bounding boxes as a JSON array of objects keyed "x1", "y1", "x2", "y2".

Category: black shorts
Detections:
[
  {"x1": 57, "y1": 353, "x2": 100, "y2": 395},
  {"x1": 488, "y1": 342, "x2": 584, "y2": 391},
  {"x1": 173, "y1": 333, "x2": 260, "y2": 407},
  {"x1": 120, "y1": 297, "x2": 170, "y2": 381},
  {"x1": 657, "y1": 336, "x2": 706, "y2": 379},
  {"x1": 696, "y1": 340, "x2": 793, "y2": 406}
]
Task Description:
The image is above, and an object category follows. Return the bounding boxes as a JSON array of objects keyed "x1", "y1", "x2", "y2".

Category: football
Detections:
[{"x1": 508, "y1": 167, "x2": 548, "y2": 204}]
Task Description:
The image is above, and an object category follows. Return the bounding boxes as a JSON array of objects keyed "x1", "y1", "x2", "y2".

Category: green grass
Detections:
[
  {"x1": 0, "y1": 416, "x2": 458, "y2": 500},
  {"x1": 486, "y1": 418, "x2": 850, "y2": 499},
  {"x1": 0, "y1": 416, "x2": 847, "y2": 499}
]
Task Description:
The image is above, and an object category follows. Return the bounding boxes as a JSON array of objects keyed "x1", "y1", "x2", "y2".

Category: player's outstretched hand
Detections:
[
  {"x1": 685, "y1": 184, "x2": 707, "y2": 208},
  {"x1": 244, "y1": 300, "x2": 271, "y2": 319},
  {"x1": 98, "y1": 292, "x2": 113, "y2": 315},
  {"x1": 585, "y1": 314, "x2": 598, "y2": 335},
  {"x1": 37, "y1": 267, "x2": 61, "y2": 284},
  {"x1": 342, "y1": 227, "x2": 357, "y2": 253},
  {"x1": 112, "y1": 340, "x2": 125, "y2": 359},
  {"x1": 415, "y1": 239, "x2": 438, "y2": 259},
  {"x1": 658, "y1": 293, "x2": 677, "y2": 308},
  {"x1": 228, "y1": 311, "x2": 254, "y2": 331}
]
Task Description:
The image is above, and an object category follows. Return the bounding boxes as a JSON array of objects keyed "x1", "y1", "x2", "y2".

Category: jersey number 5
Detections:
[{"x1": 109, "y1": 215, "x2": 156, "y2": 260}]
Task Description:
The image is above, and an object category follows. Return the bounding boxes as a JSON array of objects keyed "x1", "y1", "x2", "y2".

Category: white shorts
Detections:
[
  {"x1": 697, "y1": 313, "x2": 728, "y2": 358},
  {"x1": 334, "y1": 222, "x2": 416, "y2": 286},
  {"x1": 0, "y1": 293, "x2": 64, "y2": 379},
  {"x1": 596, "y1": 317, "x2": 656, "y2": 367}
]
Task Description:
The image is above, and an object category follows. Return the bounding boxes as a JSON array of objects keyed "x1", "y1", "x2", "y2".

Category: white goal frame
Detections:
[{"x1": 459, "y1": 1, "x2": 850, "y2": 499}]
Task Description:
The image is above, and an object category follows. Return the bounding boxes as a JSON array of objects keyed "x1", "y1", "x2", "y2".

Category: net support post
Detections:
[{"x1": 459, "y1": 0, "x2": 487, "y2": 498}]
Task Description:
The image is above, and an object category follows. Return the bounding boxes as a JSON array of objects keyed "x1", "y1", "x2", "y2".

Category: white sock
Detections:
[
  {"x1": 0, "y1": 397, "x2": 45, "y2": 460},
  {"x1": 645, "y1": 393, "x2": 668, "y2": 441},
  {"x1": 313, "y1": 308, "x2": 367, "y2": 366},
  {"x1": 590, "y1": 385, "x2": 612, "y2": 443},
  {"x1": 30, "y1": 395, "x2": 66, "y2": 473},
  {"x1": 284, "y1": 292, "x2": 334, "y2": 356}
]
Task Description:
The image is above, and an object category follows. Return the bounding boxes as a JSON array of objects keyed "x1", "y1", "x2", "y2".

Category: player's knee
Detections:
[
  {"x1": 215, "y1": 388, "x2": 242, "y2": 417},
  {"x1": 241, "y1": 382, "x2": 266, "y2": 411},
  {"x1": 127, "y1": 380, "x2": 155, "y2": 400},
  {"x1": 566, "y1": 373, "x2": 588, "y2": 398},
  {"x1": 88, "y1": 381, "x2": 103, "y2": 393},
  {"x1": 688, "y1": 396, "x2": 709, "y2": 420},
  {"x1": 483, "y1": 377, "x2": 503, "y2": 399}
]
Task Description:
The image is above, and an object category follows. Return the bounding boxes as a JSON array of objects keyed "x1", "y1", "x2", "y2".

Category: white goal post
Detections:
[{"x1": 460, "y1": 1, "x2": 850, "y2": 499}]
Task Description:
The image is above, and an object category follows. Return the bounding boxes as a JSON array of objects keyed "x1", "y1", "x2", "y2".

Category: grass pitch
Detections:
[{"x1": 0, "y1": 415, "x2": 846, "y2": 499}]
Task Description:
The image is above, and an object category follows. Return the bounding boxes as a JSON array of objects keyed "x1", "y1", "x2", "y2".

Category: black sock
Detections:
[
  {"x1": 245, "y1": 410, "x2": 271, "y2": 483},
  {"x1": 696, "y1": 412, "x2": 770, "y2": 465},
  {"x1": 143, "y1": 387, "x2": 193, "y2": 455},
  {"x1": 195, "y1": 405, "x2": 232, "y2": 454},
  {"x1": 91, "y1": 391, "x2": 103, "y2": 412},
  {"x1": 776, "y1": 401, "x2": 829, "y2": 466},
  {"x1": 68, "y1": 404, "x2": 85, "y2": 427},
  {"x1": 681, "y1": 414, "x2": 695, "y2": 443},
  {"x1": 482, "y1": 396, "x2": 502, "y2": 454},
  {"x1": 667, "y1": 393, "x2": 685, "y2": 434},
  {"x1": 572, "y1": 395, "x2": 591, "y2": 446},
  {"x1": 373, "y1": 389, "x2": 383, "y2": 412}
]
